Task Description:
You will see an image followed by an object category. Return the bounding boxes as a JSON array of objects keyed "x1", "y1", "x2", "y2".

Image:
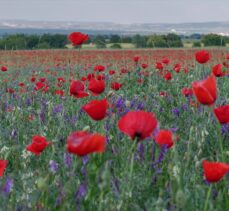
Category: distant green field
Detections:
[{"x1": 66, "y1": 42, "x2": 229, "y2": 50}]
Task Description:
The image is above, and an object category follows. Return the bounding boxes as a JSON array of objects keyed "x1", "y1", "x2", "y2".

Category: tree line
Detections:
[{"x1": 0, "y1": 33, "x2": 228, "y2": 50}]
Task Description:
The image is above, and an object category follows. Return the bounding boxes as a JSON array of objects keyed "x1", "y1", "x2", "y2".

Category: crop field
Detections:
[{"x1": 0, "y1": 48, "x2": 229, "y2": 210}]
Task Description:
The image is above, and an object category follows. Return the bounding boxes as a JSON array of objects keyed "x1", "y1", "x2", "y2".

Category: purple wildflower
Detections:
[
  {"x1": 53, "y1": 104, "x2": 63, "y2": 114},
  {"x1": 2, "y1": 178, "x2": 13, "y2": 194},
  {"x1": 172, "y1": 108, "x2": 180, "y2": 117},
  {"x1": 222, "y1": 123, "x2": 229, "y2": 135},
  {"x1": 63, "y1": 153, "x2": 72, "y2": 168},
  {"x1": 49, "y1": 160, "x2": 58, "y2": 173},
  {"x1": 75, "y1": 183, "x2": 87, "y2": 200}
]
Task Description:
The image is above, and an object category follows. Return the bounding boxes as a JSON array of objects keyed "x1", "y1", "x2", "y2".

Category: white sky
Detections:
[{"x1": 0, "y1": 0, "x2": 228, "y2": 23}]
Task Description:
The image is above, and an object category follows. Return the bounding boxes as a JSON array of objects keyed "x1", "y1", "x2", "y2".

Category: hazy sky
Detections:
[{"x1": 0, "y1": 0, "x2": 229, "y2": 23}]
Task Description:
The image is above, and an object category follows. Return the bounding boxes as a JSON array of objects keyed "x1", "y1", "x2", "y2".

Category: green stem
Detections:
[{"x1": 203, "y1": 185, "x2": 212, "y2": 211}]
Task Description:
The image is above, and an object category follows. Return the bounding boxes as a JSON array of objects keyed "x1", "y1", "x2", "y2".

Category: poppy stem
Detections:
[
  {"x1": 203, "y1": 185, "x2": 212, "y2": 211},
  {"x1": 209, "y1": 106, "x2": 225, "y2": 161},
  {"x1": 127, "y1": 140, "x2": 138, "y2": 198}
]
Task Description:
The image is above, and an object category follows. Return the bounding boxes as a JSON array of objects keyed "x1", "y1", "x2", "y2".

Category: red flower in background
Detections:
[
  {"x1": 34, "y1": 82, "x2": 45, "y2": 91},
  {"x1": 195, "y1": 50, "x2": 210, "y2": 64},
  {"x1": 141, "y1": 64, "x2": 148, "y2": 69},
  {"x1": 97, "y1": 74, "x2": 105, "y2": 80},
  {"x1": 26, "y1": 135, "x2": 50, "y2": 155},
  {"x1": 39, "y1": 77, "x2": 46, "y2": 83},
  {"x1": 162, "y1": 58, "x2": 170, "y2": 65},
  {"x1": 66, "y1": 131, "x2": 106, "y2": 156},
  {"x1": 111, "y1": 82, "x2": 122, "y2": 91},
  {"x1": 155, "y1": 62, "x2": 163, "y2": 70},
  {"x1": 68, "y1": 32, "x2": 89, "y2": 46},
  {"x1": 1, "y1": 66, "x2": 7, "y2": 72},
  {"x1": 118, "y1": 111, "x2": 158, "y2": 141},
  {"x1": 202, "y1": 160, "x2": 229, "y2": 183},
  {"x1": 82, "y1": 99, "x2": 108, "y2": 121},
  {"x1": 57, "y1": 77, "x2": 66, "y2": 83},
  {"x1": 30, "y1": 77, "x2": 36, "y2": 82},
  {"x1": 192, "y1": 74, "x2": 217, "y2": 105},
  {"x1": 0, "y1": 160, "x2": 7, "y2": 177},
  {"x1": 88, "y1": 79, "x2": 105, "y2": 95},
  {"x1": 94, "y1": 65, "x2": 105, "y2": 72},
  {"x1": 214, "y1": 105, "x2": 229, "y2": 124},
  {"x1": 109, "y1": 70, "x2": 116, "y2": 75},
  {"x1": 69, "y1": 80, "x2": 89, "y2": 98},
  {"x1": 164, "y1": 72, "x2": 172, "y2": 81},
  {"x1": 55, "y1": 90, "x2": 64, "y2": 96},
  {"x1": 181, "y1": 87, "x2": 193, "y2": 97},
  {"x1": 133, "y1": 56, "x2": 140, "y2": 63},
  {"x1": 87, "y1": 73, "x2": 95, "y2": 81},
  {"x1": 212, "y1": 64, "x2": 224, "y2": 77},
  {"x1": 173, "y1": 64, "x2": 181, "y2": 73},
  {"x1": 155, "y1": 130, "x2": 174, "y2": 148}
]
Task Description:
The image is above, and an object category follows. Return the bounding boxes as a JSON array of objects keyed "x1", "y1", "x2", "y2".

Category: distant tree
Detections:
[
  {"x1": 26, "y1": 35, "x2": 39, "y2": 49},
  {"x1": 192, "y1": 41, "x2": 202, "y2": 48},
  {"x1": 110, "y1": 43, "x2": 122, "y2": 49},
  {"x1": 121, "y1": 36, "x2": 132, "y2": 43},
  {"x1": 110, "y1": 35, "x2": 121, "y2": 43},
  {"x1": 37, "y1": 42, "x2": 51, "y2": 49},
  {"x1": 147, "y1": 35, "x2": 168, "y2": 48},
  {"x1": 202, "y1": 34, "x2": 225, "y2": 46},
  {"x1": 94, "y1": 35, "x2": 107, "y2": 48},
  {"x1": 166, "y1": 33, "x2": 183, "y2": 47},
  {"x1": 132, "y1": 34, "x2": 147, "y2": 48}
]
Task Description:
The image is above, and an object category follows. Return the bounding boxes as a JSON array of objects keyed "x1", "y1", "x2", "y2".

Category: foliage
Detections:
[{"x1": 202, "y1": 34, "x2": 226, "y2": 47}]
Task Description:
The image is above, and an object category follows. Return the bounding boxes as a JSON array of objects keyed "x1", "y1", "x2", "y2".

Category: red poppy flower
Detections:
[
  {"x1": 34, "y1": 82, "x2": 45, "y2": 91},
  {"x1": 213, "y1": 105, "x2": 229, "y2": 124},
  {"x1": 155, "y1": 62, "x2": 163, "y2": 70},
  {"x1": 69, "y1": 80, "x2": 89, "y2": 98},
  {"x1": 94, "y1": 65, "x2": 105, "y2": 72},
  {"x1": 183, "y1": 67, "x2": 189, "y2": 73},
  {"x1": 212, "y1": 64, "x2": 224, "y2": 77},
  {"x1": 173, "y1": 64, "x2": 181, "y2": 73},
  {"x1": 121, "y1": 68, "x2": 128, "y2": 74},
  {"x1": 181, "y1": 87, "x2": 193, "y2": 97},
  {"x1": 195, "y1": 50, "x2": 210, "y2": 64},
  {"x1": 39, "y1": 77, "x2": 46, "y2": 83},
  {"x1": 111, "y1": 82, "x2": 122, "y2": 91},
  {"x1": 6, "y1": 88, "x2": 15, "y2": 94},
  {"x1": 109, "y1": 70, "x2": 116, "y2": 75},
  {"x1": 1, "y1": 66, "x2": 7, "y2": 72},
  {"x1": 81, "y1": 76, "x2": 87, "y2": 81},
  {"x1": 82, "y1": 99, "x2": 108, "y2": 121},
  {"x1": 97, "y1": 74, "x2": 105, "y2": 80},
  {"x1": 66, "y1": 131, "x2": 106, "y2": 156},
  {"x1": 88, "y1": 79, "x2": 105, "y2": 95},
  {"x1": 162, "y1": 58, "x2": 170, "y2": 65},
  {"x1": 68, "y1": 32, "x2": 89, "y2": 46},
  {"x1": 0, "y1": 160, "x2": 7, "y2": 177},
  {"x1": 30, "y1": 77, "x2": 36, "y2": 82},
  {"x1": 192, "y1": 74, "x2": 217, "y2": 105},
  {"x1": 154, "y1": 130, "x2": 174, "y2": 148},
  {"x1": 137, "y1": 78, "x2": 144, "y2": 84},
  {"x1": 26, "y1": 135, "x2": 50, "y2": 155},
  {"x1": 19, "y1": 82, "x2": 26, "y2": 87},
  {"x1": 118, "y1": 111, "x2": 158, "y2": 141},
  {"x1": 164, "y1": 72, "x2": 172, "y2": 81},
  {"x1": 202, "y1": 160, "x2": 229, "y2": 183},
  {"x1": 133, "y1": 56, "x2": 140, "y2": 62},
  {"x1": 57, "y1": 77, "x2": 66, "y2": 83},
  {"x1": 87, "y1": 73, "x2": 95, "y2": 80},
  {"x1": 55, "y1": 90, "x2": 64, "y2": 96},
  {"x1": 141, "y1": 64, "x2": 148, "y2": 69}
]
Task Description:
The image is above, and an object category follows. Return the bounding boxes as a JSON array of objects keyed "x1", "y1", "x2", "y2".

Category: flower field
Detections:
[{"x1": 0, "y1": 47, "x2": 229, "y2": 210}]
